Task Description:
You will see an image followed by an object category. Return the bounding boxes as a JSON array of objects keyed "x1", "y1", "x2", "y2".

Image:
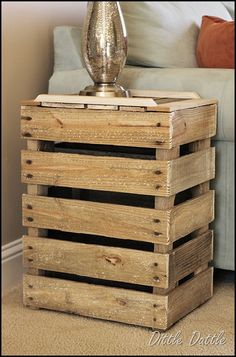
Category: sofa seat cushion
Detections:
[{"x1": 49, "y1": 66, "x2": 234, "y2": 142}]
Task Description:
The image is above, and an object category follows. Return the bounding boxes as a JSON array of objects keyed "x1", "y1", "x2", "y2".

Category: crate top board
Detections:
[{"x1": 21, "y1": 90, "x2": 217, "y2": 149}]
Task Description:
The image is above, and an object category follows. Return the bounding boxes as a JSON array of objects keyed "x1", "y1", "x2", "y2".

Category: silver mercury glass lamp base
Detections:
[
  {"x1": 80, "y1": 83, "x2": 130, "y2": 98},
  {"x1": 80, "y1": 2, "x2": 129, "y2": 99}
]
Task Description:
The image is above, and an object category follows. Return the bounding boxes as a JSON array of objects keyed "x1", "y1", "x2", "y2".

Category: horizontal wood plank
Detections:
[
  {"x1": 169, "y1": 148, "x2": 215, "y2": 195},
  {"x1": 153, "y1": 99, "x2": 218, "y2": 112},
  {"x1": 130, "y1": 89, "x2": 201, "y2": 99},
  {"x1": 21, "y1": 150, "x2": 168, "y2": 196},
  {"x1": 21, "y1": 148, "x2": 215, "y2": 196},
  {"x1": 167, "y1": 268, "x2": 213, "y2": 329},
  {"x1": 22, "y1": 194, "x2": 169, "y2": 243},
  {"x1": 23, "y1": 268, "x2": 213, "y2": 329},
  {"x1": 170, "y1": 191, "x2": 215, "y2": 241},
  {"x1": 23, "y1": 274, "x2": 168, "y2": 329},
  {"x1": 171, "y1": 105, "x2": 217, "y2": 147},
  {"x1": 23, "y1": 236, "x2": 169, "y2": 288},
  {"x1": 21, "y1": 104, "x2": 216, "y2": 149},
  {"x1": 173, "y1": 231, "x2": 213, "y2": 281},
  {"x1": 35, "y1": 94, "x2": 159, "y2": 108},
  {"x1": 22, "y1": 192, "x2": 214, "y2": 244},
  {"x1": 21, "y1": 106, "x2": 171, "y2": 149}
]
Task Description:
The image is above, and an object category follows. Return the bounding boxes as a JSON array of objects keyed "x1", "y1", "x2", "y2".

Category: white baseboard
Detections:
[{"x1": 2, "y1": 238, "x2": 23, "y2": 295}]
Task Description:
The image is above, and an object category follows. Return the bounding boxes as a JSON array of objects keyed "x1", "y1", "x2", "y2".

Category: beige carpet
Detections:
[{"x1": 2, "y1": 270, "x2": 234, "y2": 356}]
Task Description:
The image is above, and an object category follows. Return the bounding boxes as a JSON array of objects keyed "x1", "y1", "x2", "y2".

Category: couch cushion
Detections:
[
  {"x1": 49, "y1": 66, "x2": 234, "y2": 142},
  {"x1": 120, "y1": 2, "x2": 232, "y2": 68},
  {"x1": 53, "y1": 26, "x2": 83, "y2": 72}
]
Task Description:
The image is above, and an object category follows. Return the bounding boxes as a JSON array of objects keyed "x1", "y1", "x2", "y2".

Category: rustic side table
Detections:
[{"x1": 21, "y1": 90, "x2": 217, "y2": 330}]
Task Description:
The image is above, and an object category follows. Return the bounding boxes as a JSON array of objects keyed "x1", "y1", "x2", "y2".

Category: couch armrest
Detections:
[{"x1": 53, "y1": 26, "x2": 84, "y2": 72}]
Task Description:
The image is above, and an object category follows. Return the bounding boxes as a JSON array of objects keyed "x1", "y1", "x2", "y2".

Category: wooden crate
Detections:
[{"x1": 21, "y1": 91, "x2": 217, "y2": 330}]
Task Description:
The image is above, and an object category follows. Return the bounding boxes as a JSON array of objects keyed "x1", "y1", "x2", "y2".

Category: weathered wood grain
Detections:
[
  {"x1": 169, "y1": 148, "x2": 215, "y2": 195},
  {"x1": 167, "y1": 268, "x2": 213, "y2": 328},
  {"x1": 22, "y1": 194, "x2": 169, "y2": 243},
  {"x1": 23, "y1": 268, "x2": 213, "y2": 330},
  {"x1": 130, "y1": 89, "x2": 201, "y2": 99},
  {"x1": 173, "y1": 231, "x2": 213, "y2": 281},
  {"x1": 23, "y1": 236, "x2": 169, "y2": 288},
  {"x1": 23, "y1": 274, "x2": 168, "y2": 329},
  {"x1": 22, "y1": 191, "x2": 214, "y2": 244},
  {"x1": 21, "y1": 104, "x2": 216, "y2": 149},
  {"x1": 21, "y1": 148, "x2": 215, "y2": 196},
  {"x1": 189, "y1": 138, "x2": 212, "y2": 237},
  {"x1": 21, "y1": 106, "x2": 171, "y2": 148},
  {"x1": 171, "y1": 105, "x2": 217, "y2": 147},
  {"x1": 26, "y1": 140, "x2": 49, "y2": 277},
  {"x1": 170, "y1": 191, "x2": 214, "y2": 241},
  {"x1": 21, "y1": 150, "x2": 169, "y2": 196}
]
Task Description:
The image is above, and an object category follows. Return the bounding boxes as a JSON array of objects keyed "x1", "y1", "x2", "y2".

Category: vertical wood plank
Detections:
[
  {"x1": 153, "y1": 147, "x2": 180, "y2": 294},
  {"x1": 189, "y1": 139, "x2": 211, "y2": 237},
  {"x1": 25, "y1": 140, "x2": 53, "y2": 277}
]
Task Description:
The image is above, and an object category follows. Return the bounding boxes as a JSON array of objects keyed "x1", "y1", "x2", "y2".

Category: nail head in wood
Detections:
[
  {"x1": 27, "y1": 204, "x2": 33, "y2": 210},
  {"x1": 26, "y1": 174, "x2": 33, "y2": 179},
  {"x1": 153, "y1": 219, "x2": 160, "y2": 223},
  {"x1": 22, "y1": 132, "x2": 32, "y2": 137},
  {"x1": 21, "y1": 116, "x2": 32, "y2": 121},
  {"x1": 27, "y1": 217, "x2": 34, "y2": 222},
  {"x1": 26, "y1": 160, "x2": 32, "y2": 165},
  {"x1": 153, "y1": 276, "x2": 160, "y2": 283}
]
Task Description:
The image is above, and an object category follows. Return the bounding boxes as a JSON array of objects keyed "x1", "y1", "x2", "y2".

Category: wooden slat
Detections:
[
  {"x1": 21, "y1": 148, "x2": 215, "y2": 197},
  {"x1": 169, "y1": 148, "x2": 215, "y2": 195},
  {"x1": 35, "y1": 94, "x2": 159, "y2": 108},
  {"x1": 22, "y1": 194, "x2": 169, "y2": 244},
  {"x1": 22, "y1": 192, "x2": 214, "y2": 244},
  {"x1": 151, "y1": 99, "x2": 218, "y2": 112},
  {"x1": 167, "y1": 268, "x2": 213, "y2": 329},
  {"x1": 21, "y1": 150, "x2": 169, "y2": 196},
  {"x1": 171, "y1": 105, "x2": 217, "y2": 147},
  {"x1": 87, "y1": 104, "x2": 119, "y2": 110},
  {"x1": 23, "y1": 274, "x2": 168, "y2": 329},
  {"x1": 23, "y1": 236, "x2": 169, "y2": 288},
  {"x1": 153, "y1": 146, "x2": 179, "y2": 296},
  {"x1": 23, "y1": 268, "x2": 213, "y2": 330},
  {"x1": 21, "y1": 100, "x2": 40, "y2": 107},
  {"x1": 189, "y1": 139, "x2": 211, "y2": 237},
  {"x1": 130, "y1": 89, "x2": 201, "y2": 99},
  {"x1": 21, "y1": 104, "x2": 216, "y2": 148},
  {"x1": 21, "y1": 106, "x2": 171, "y2": 149},
  {"x1": 34, "y1": 94, "x2": 216, "y2": 112},
  {"x1": 170, "y1": 191, "x2": 214, "y2": 241},
  {"x1": 173, "y1": 231, "x2": 213, "y2": 282},
  {"x1": 42, "y1": 102, "x2": 85, "y2": 109},
  {"x1": 26, "y1": 140, "x2": 49, "y2": 277}
]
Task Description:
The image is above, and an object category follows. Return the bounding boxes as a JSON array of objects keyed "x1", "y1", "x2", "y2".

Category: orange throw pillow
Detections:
[{"x1": 197, "y1": 16, "x2": 234, "y2": 69}]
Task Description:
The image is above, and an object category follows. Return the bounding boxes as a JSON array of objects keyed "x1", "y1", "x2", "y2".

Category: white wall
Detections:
[
  {"x1": 2, "y1": 1, "x2": 87, "y2": 248},
  {"x1": 2, "y1": 1, "x2": 87, "y2": 293}
]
